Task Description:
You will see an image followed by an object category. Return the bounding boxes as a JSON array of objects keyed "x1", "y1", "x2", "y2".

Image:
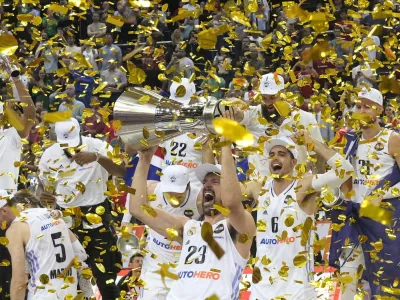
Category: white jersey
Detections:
[
  {"x1": 167, "y1": 219, "x2": 247, "y2": 300},
  {"x1": 140, "y1": 183, "x2": 201, "y2": 299},
  {"x1": 353, "y1": 129, "x2": 395, "y2": 203},
  {"x1": 251, "y1": 180, "x2": 316, "y2": 300},
  {"x1": 15, "y1": 208, "x2": 77, "y2": 300},
  {"x1": 162, "y1": 134, "x2": 203, "y2": 185}
]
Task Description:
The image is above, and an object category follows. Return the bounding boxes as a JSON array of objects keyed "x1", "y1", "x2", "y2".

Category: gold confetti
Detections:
[
  {"x1": 213, "y1": 118, "x2": 254, "y2": 147},
  {"x1": 252, "y1": 266, "x2": 262, "y2": 284},
  {"x1": 293, "y1": 254, "x2": 307, "y2": 268},
  {"x1": 141, "y1": 204, "x2": 157, "y2": 218},
  {"x1": 95, "y1": 206, "x2": 105, "y2": 216},
  {"x1": 0, "y1": 34, "x2": 18, "y2": 55},
  {"x1": 85, "y1": 213, "x2": 102, "y2": 224},
  {"x1": 0, "y1": 237, "x2": 8, "y2": 246},
  {"x1": 213, "y1": 204, "x2": 230, "y2": 217},
  {"x1": 95, "y1": 263, "x2": 105, "y2": 273},
  {"x1": 39, "y1": 274, "x2": 49, "y2": 284},
  {"x1": 284, "y1": 215, "x2": 294, "y2": 227},
  {"x1": 201, "y1": 222, "x2": 225, "y2": 259}
]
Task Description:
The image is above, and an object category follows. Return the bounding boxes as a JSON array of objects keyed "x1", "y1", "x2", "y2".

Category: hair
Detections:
[
  {"x1": 10, "y1": 190, "x2": 42, "y2": 208},
  {"x1": 129, "y1": 253, "x2": 143, "y2": 263}
]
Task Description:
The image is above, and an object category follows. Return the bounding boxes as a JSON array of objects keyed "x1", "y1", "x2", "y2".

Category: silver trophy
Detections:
[{"x1": 113, "y1": 87, "x2": 230, "y2": 150}]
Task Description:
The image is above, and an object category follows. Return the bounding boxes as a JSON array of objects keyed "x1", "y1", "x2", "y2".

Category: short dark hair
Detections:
[{"x1": 129, "y1": 253, "x2": 143, "y2": 263}]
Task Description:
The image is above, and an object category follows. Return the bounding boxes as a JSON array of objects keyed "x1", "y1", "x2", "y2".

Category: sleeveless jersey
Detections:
[
  {"x1": 140, "y1": 183, "x2": 201, "y2": 293},
  {"x1": 251, "y1": 180, "x2": 316, "y2": 300},
  {"x1": 162, "y1": 134, "x2": 203, "y2": 185},
  {"x1": 167, "y1": 219, "x2": 248, "y2": 300},
  {"x1": 353, "y1": 129, "x2": 395, "y2": 203},
  {"x1": 16, "y1": 208, "x2": 77, "y2": 300}
]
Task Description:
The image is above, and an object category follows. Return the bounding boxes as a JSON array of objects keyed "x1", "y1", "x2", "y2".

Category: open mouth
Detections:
[
  {"x1": 204, "y1": 190, "x2": 215, "y2": 202},
  {"x1": 271, "y1": 161, "x2": 283, "y2": 172}
]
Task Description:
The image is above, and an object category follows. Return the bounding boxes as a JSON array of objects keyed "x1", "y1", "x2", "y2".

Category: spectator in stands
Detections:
[
  {"x1": 244, "y1": 77, "x2": 260, "y2": 105},
  {"x1": 101, "y1": 61, "x2": 128, "y2": 93},
  {"x1": 58, "y1": 85, "x2": 85, "y2": 122},
  {"x1": 64, "y1": 35, "x2": 81, "y2": 57},
  {"x1": 213, "y1": 49, "x2": 232, "y2": 84},
  {"x1": 81, "y1": 41, "x2": 99, "y2": 71},
  {"x1": 29, "y1": 68, "x2": 52, "y2": 110},
  {"x1": 384, "y1": 104, "x2": 398, "y2": 128},
  {"x1": 87, "y1": 12, "x2": 107, "y2": 38},
  {"x1": 352, "y1": 58, "x2": 376, "y2": 87},
  {"x1": 167, "y1": 46, "x2": 194, "y2": 79},
  {"x1": 35, "y1": 32, "x2": 59, "y2": 77},
  {"x1": 98, "y1": 33, "x2": 122, "y2": 71},
  {"x1": 329, "y1": 26, "x2": 348, "y2": 59},
  {"x1": 82, "y1": 97, "x2": 105, "y2": 137},
  {"x1": 42, "y1": 9, "x2": 62, "y2": 37}
]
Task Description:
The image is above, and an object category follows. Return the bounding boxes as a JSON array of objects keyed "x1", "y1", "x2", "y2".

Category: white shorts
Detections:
[{"x1": 139, "y1": 266, "x2": 175, "y2": 300}]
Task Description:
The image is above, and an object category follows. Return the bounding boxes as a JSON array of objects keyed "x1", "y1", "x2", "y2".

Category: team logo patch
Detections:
[
  {"x1": 284, "y1": 196, "x2": 295, "y2": 207},
  {"x1": 184, "y1": 209, "x2": 194, "y2": 218},
  {"x1": 187, "y1": 226, "x2": 196, "y2": 236},
  {"x1": 214, "y1": 223, "x2": 224, "y2": 234},
  {"x1": 375, "y1": 142, "x2": 384, "y2": 151},
  {"x1": 63, "y1": 133, "x2": 69, "y2": 139},
  {"x1": 170, "y1": 175, "x2": 177, "y2": 183}
]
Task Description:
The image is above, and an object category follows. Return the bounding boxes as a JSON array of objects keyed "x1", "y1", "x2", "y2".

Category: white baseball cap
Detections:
[
  {"x1": 55, "y1": 118, "x2": 81, "y2": 148},
  {"x1": 195, "y1": 164, "x2": 222, "y2": 182},
  {"x1": 0, "y1": 190, "x2": 11, "y2": 208},
  {"x1": 260, "y1": 73, "x2": 285, "y2": 95},
  {"x1": 159, "y1": 165, "x2": 190, "y2": 193},
  {"x1": 265, "y1": 137, "x2": 298, "y2": 160},
  {"x1": 358, "y1": 87, "x2": 383, "y2": 107},
  {"x1": 169, "y1": 78, "x2": 196, "y2": 105},
  {"x1": 0, "y1": 102, "x2": 3, "y2": 115}
]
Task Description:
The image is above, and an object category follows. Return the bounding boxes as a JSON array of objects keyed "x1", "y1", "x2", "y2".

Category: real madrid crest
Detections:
[
  {"x1": 187, "y1": 226, "x2": 196, "y2": 236},
  {"x1": 170, "y1": 175, "x2": 177, "y2": 183},
  {"x1": 375, "y1": 142, "x2": 384, "y2": 151}
]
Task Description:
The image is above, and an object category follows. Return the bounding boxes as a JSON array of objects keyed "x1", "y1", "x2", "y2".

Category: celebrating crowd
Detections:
[{"x1": 0, "y1": 0, "x2": 400, "y2": 299}]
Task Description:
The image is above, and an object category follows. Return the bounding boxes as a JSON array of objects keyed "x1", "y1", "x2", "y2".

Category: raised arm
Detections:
[
  {"x1": 292, "y1": 130, "x2": 353, "y2": 193},
  {"x1": 2, "y1": 57, "x2": 35, "y2": 138},
  {"x1": 221, "y1": 141, "x2": 256, "y2": 257},
  {"x1": 7, "y1": 223, "x2": 28, "y2": 300},
  {"x1": 129, "y1": 146, "x2": 188, "y2": 244}
]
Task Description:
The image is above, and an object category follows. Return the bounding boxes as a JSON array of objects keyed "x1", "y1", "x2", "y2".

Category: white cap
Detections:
[
  {"x1": 260, "y1": 73, "x2": 285, "y2": 95},
  {"x1": 169, "y1": 78, "x2": 196, "y2": 105},
  {"x1": 265, "y1": 137, "x2": 298, "y2": 160},
  {"x1": 195, "y1": 164, "x2": 222, "y2": 182},
  {"x1": 55, "y1": 118, "x2": 81, "y2": 148},
  {"x1": 0, "y1": 190, "x2": 11, "y2": 208},
  {"x1": 159, "y1": 165, "x2": 190, "y2": 193},
  {"x1": 358, "y1": 87, "x2": 383, "y2": 107},
  {"x1": 0, "y1": 102, "x2": 3, "y2": 115}
]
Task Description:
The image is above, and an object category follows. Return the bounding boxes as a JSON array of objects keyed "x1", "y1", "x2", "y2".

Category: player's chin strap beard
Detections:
[{"x1": 261, "y1": 104, "x2": 281, "y2": 125}]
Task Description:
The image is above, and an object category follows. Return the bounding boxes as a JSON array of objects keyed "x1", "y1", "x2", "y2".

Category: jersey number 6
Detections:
[{"x1": 51, "y1": 232, "x2": 67, "y2": 263}]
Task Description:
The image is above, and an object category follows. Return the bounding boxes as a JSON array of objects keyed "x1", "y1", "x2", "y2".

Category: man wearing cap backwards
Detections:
[
  {"x1": 129, "y1": 140, "x2": 256, "y2": 299},
  {"x1": 231, "y1": 73, "x2": 324, "y2": 178},
  {"x1": 37, "y1": 118, "x2": 126, "y2": 299},
  {"x1": 0, "y1": 190, "x2": 88, "y2": 300},
  {"x1": 0, "y1": 57, "x2": 35, "y2": 192},
  {"x1": 330, "y1": 87, "x2": 400, "y2": 299},
  {"x1": 161, "y1": 78, "x2": 207, "y2": 186},
  {"x1": 125, "y1": 164, "x2": 203, "y2": 300},
  {"x1": 236, "y1": 130, "x2": 353, "y2": 300}
]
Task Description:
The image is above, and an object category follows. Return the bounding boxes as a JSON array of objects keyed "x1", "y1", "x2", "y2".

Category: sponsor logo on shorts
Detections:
[
  {"x1": 178, "y1": 270, "x2": 221, "y2": 280},
  {"x1": 260, "y1": 236, "x2": 296, "y2": 245},
  {"x1": 353, "y1": 178, "x2": 380, "y2": 186}
]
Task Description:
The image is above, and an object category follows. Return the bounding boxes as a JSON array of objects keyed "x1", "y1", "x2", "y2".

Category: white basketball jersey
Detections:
[
  {"x1": 16, "y1": 208, "x2": 77, "y2": 300},
  {"x1": 162, "y1": 134, "x2": 203, "y2": 185},
  {"x1": 251, "y1": 180, "x2": 316, "y2": 300},
  {"x1": 140, "y1": 183, "x2": 201, "y2": 297},
  {"x1": 353, "y1": 129, "x2": 395, "y2": 203},
  {"x1": 167, "y1": 219, "x2": 247, "y2": 300}
]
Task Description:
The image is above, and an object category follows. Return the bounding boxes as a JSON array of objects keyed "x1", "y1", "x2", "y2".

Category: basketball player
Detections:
[
  {"x1": 229, "y1": 73, "x2": 324, "y2": 178},
  {"x1": 238, "y1": 132, "x2": 353, "y2": 300},
  {"x1": 126, "y1": 165, "x2": 203, "y2": 299},
  {"x1": 129, "y1": 140, "x2": 256, "y2": 299},
  {"x1": 332, "y1": 88, "x2": 400, "y2": 298},
  {"x1": 161, "y1": 78, "x2": 206, "y2": 186},
  {"x1": 0, "y1": 190, "x2": 87, "y2": 300}
]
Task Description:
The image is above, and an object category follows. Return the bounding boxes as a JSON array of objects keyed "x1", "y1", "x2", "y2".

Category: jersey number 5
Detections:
[
  {"x1": 51, "y1": 232, "x2": 67, "y2": 263},
  {"x1": 184, "y1": 245, "x2": 207, "y2": 264}
]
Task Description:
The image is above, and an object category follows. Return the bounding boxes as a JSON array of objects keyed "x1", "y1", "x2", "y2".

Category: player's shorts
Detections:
[{"x1": 139, "y1": 266, "x2": 175, "y2": 300}]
